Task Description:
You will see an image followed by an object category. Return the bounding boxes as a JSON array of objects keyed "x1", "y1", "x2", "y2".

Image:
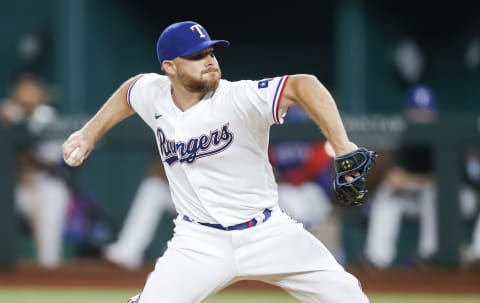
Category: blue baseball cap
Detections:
[
  {"x1": 405, "y1": 84, "x2": 437, "y2": 111},
  {"x1": 156, "y1": 21, "x2": 230, "y2": 64}
]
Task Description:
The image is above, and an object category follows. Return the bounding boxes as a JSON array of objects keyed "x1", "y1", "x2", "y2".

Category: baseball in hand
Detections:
[{"x1": 65, "y1": 147, "x2": 84, "y2": 167}]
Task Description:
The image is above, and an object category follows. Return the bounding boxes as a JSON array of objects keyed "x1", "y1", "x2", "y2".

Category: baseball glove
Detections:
[{"x1": 332, "y1": 147, "x2": 377, "y2": 207}]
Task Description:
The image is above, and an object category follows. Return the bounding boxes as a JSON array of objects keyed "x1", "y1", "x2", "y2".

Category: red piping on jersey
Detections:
[{"x1": 275, "y1": 76, "x2": 290, "y2": 123}]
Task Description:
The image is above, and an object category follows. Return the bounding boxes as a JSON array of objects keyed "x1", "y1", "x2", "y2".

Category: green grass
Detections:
[
  {"x1": 0, "y1": 288, "x2": 479, "y2": 303},
  {"x1": 0, "y1": 288, "x2": 132, "y2": 303},
  {"x1": 368, "y1": 293, "x2": 480, "y2": 303}
]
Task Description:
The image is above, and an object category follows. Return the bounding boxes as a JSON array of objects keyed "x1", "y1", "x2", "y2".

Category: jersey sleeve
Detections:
[
  {"x1": 127, "y1": 73, "x2": 166, "y2": 130},
  {"x1": 231, "y1": 76, "x2": 290, "y2": 126},
  {"x1": 126, "y1": 74, "x2": 147, "y2": 110}
]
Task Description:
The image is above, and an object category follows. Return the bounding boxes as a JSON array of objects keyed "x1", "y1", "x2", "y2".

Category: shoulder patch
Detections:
[{"x1": 258, "y1": 78, "x2": 273, "y2": 89}]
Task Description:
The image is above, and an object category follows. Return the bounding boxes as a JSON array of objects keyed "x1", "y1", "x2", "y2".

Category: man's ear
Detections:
[{"x1": 162, "y1": 61, "x2": 175, "y2": 75}]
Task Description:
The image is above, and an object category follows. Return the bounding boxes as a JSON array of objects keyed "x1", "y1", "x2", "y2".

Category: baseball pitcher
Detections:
[{"x1": 63, "y1": 21, "x2": 376, "y2": 303}]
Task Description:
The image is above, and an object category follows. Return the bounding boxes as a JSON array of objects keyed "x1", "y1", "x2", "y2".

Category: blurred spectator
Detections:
[
  {"x1": 102, "y1": 157, "x2": 175, "y2": 270},
  {"x1": 469, "y1": 213, "x2": 480, "y2": 269},
  {"x1": 0, "y1": 71, "x2": 70, "y2": 268},
  {"x1": 363, "y1": 85, "x2": 479, "y2": 269},
  {"x1": 462, "y1": 150, "x2": 480, "y2": 269},
  {"x1": 269, "y1": 140, "x2": 333, "y2": 231},
  {"x1": 363, "y1": 84, "x2": 439, "y2": 269}
]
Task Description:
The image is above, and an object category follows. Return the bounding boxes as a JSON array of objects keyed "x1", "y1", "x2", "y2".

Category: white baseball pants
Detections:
[
  {"x1": 15, "y1": 172, "x2": 70, "y2": 268},
  {"x1": 136, "y1": 207, "x2": 369, "y2": 303},
  {"x1": 364, "y1": 182, "x2": 438, "y2": 268}
]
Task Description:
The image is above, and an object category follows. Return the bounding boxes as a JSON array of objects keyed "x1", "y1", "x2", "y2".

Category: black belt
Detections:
[{"x1": 183, "y1": 209, "x2": 272, "y2": 231}]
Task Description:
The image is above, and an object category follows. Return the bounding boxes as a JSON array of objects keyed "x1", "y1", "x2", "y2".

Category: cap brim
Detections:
[{"x1": 179, "y1": 40, "x2": 230, "y2": 58}]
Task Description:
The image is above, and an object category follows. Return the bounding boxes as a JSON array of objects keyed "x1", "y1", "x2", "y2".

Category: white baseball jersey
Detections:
[{"x1": 127, "y1": 73, "x2": 289, "y2": 227}]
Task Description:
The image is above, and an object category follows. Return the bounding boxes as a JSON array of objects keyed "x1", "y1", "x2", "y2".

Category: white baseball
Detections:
[{"x1": 65, "y1": 147, "x2": 84, "y2": 167}]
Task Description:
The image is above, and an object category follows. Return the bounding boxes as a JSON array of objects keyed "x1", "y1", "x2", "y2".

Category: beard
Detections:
[{"x1": 177, "y1": 67, "x2": 222, "y2": 94}]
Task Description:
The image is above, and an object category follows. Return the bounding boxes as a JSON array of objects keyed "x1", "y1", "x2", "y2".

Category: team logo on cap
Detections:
[{"x1": 190, "y1": 24, "x2": 207, "y2": 39}]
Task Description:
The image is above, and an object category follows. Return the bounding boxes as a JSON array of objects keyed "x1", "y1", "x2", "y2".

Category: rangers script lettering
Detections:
[{"x1": 157, "y1": 123, "x2": 234, "y2": 164}]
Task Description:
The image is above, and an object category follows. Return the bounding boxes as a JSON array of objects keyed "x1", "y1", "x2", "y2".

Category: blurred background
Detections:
[{"x1": 0, "y1": 0, "x2": 480, "y2": 299}]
